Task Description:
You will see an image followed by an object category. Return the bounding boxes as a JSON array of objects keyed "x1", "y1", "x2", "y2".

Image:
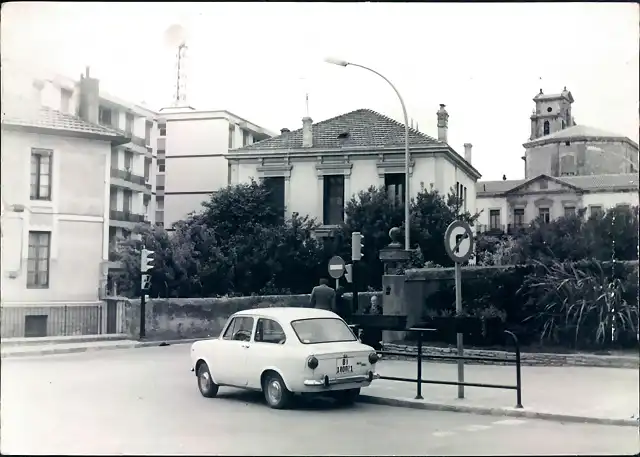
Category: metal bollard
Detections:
[
  {"x1": 415, "y1": 329, "x2": 423, "y2": 400},
  {"x1": 505, "y1": 330, "x2": 523, "y2": 408}
]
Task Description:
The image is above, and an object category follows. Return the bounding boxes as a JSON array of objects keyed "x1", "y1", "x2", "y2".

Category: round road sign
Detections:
[
  {"x1": 444, "y1": 220, "x2": 474, "y2": 264},
  {"x1": 328, "y1": 255, "x2": 346, "y2": 279}
]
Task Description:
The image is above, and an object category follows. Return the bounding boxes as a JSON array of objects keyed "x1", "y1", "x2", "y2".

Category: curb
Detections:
[
  {"x1": 357, "y1": 394, "x2": 639, "y2": 427},
  {"x1": 0, "y1": 338, "x2": 202, "y2": 359}
]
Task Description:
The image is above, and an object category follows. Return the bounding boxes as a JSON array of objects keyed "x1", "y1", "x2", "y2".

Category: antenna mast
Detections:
[{"x1": 174, "y1": 43, "x2": 189, "y2": 106}]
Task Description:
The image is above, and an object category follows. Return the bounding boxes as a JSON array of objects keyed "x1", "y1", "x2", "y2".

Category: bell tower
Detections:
[{"x1": 529, "y1": 87, "x2": 574, "y2": 140}]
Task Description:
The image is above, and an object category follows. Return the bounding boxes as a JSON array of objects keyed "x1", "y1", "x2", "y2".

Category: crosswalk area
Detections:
[{"x1": 431, "y1": 418, "x2": 528, "y2": 438}]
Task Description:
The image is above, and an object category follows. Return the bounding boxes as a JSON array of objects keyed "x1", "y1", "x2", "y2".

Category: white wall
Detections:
[{"x1": 1, "y1": 130, "x2": 110, "y2": 303}]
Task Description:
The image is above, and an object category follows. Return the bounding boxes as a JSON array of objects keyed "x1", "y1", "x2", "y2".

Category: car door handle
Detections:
[{"x1": 241, "y1": 344, "x2": 250, "y2": 349}]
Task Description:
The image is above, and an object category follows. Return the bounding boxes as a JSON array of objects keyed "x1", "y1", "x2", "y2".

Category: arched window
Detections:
[{"x1": 543, "y1": 121, "x2": 550, "y2": 135}]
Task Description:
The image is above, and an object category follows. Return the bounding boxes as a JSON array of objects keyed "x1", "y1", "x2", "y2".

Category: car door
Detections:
[
  {"x1": 213, "y1": 316, "x2": 255, "y2": 387},
  {"x1": 245, "y1": 318, "x2": 288, "y2": 389}
]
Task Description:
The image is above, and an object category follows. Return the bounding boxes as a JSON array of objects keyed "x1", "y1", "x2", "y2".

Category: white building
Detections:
[
  {"x1": 475, "y1": 174, "x2": 639, "y2": 233},
  {"x1": 227, "y1": 107, "x2": 481, "y2": 235},
  {"x1": 155, "y1": 108, "x2": 274, "y2": 229},
  {"x1": 1, "y1": 63, "x2": 129, "y2": 337}
]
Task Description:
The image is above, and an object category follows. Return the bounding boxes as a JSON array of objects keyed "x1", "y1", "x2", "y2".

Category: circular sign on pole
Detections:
[
  {"x1": 444, "y1": 220, "x2": 475, "y2": 264},
  {"x1": 328, "y1": 255, "x2": 346, "y2": 279}
]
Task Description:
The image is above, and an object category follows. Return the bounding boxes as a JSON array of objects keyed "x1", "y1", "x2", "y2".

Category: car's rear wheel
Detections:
[
  {"x1": 263, "y1": 372, "x2": 291, "y2": 409},
  {"x1": 333, "y1": 388, "x2": 360, "y2": 406},
  {"x1": 197, "y1": 362, "x2": 219, "y2": 398}
]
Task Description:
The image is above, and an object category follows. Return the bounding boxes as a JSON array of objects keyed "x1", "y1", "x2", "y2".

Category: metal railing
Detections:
[
  {"x1": 110, "y1": 168, "x2": 147, "y2": 186},
  {"x1": 109, "y1": 210, "x2": 145, "y2": 223},
  {"x1": 1, "y1": 304, "x2": 104, "y2": 338},
  {"x1": 475, "y1": 224, "x2": 527, "y2": 235},
  {"x1": 350, "y1": 325, "x2": 523, "y2": 408}
]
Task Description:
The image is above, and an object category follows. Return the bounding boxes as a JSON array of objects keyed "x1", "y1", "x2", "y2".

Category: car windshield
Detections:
[{"x1": 291, "y1": 318, "x2": 357, "y2": 344}]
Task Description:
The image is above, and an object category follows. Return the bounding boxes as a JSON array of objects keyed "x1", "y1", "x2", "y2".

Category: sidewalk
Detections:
[
  {"x1": 362, "y1": 359, "x2": 639, "y2": 426},
  {"x1": 0, "y1": 337, "x2": 199, "y2": 358}
]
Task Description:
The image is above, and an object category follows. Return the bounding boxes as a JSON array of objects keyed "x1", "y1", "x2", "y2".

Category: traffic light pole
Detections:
[
  {"x1": 139, "y1": 281, "x2": 146, "y2": 340},
  {"x1": 352, "y1": 260, "x2": 359, "y2": 314}
]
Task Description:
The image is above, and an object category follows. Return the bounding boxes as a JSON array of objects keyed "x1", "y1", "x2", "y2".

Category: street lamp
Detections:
[{"x1": 324, "y1": 57, "x2": 412, "y2": 251}]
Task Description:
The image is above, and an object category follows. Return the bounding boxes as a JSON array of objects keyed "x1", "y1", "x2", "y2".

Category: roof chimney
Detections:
[
  {"x1": 436, "y1": 104, "x2": 449, "y2": 143},
  {"x1": 463, "y1": 143, "x2": 472, "y2": 163},
  {"x1": 78, "y1": 66, "x2": 99, "y2": 124},
  {"x1": 280, "y1": 128, "x2": 290, "y2": 134},
  {"x1": 302, "y1": 116, "x2": 313, "y2": 147}
]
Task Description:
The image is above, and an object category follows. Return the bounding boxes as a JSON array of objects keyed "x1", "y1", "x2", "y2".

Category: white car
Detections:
[{"x1": 190, "y1": 307, "x2": 380, "y2": 409}]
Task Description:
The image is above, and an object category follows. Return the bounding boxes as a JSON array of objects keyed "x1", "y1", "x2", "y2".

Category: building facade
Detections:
[
  {"x1": 155, "y1": 108, "x2": 274, "y2": 229},
  {"x1": 228, "y1": 108, "x2": 481, "y2": 234},
  {"x1": 1, "y1": 64, "x2": 129, "y2": 337},
  {"x1": 476, "y1": 88, "x2": 639, "y2": 233}
]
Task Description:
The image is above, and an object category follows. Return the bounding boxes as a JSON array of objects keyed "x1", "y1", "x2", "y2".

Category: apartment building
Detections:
[
  {"x1": 155, "y1": 108, "x2": 274, "y2": 228},
  {"x1": 95, "y1": 93, "x2": 157, "y2": 249},
  {"x1": 1, "y1": 64, "x2": 129, "y2": 337}
]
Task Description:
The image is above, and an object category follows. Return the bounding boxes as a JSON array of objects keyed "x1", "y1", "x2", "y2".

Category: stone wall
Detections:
[
  {"x1": 111, "y1": 291, "x2": 381, "y2": 341},
  {"x1": 381, "y1": 343, "x2": 639, "y2": 369}
]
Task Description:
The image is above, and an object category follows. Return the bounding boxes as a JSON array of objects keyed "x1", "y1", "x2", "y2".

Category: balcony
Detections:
[
  {"x1": 110, "y1": 168, "x2": 150, "y2": 194},
  {"x1": 109, "y1": 210, "x2": 147, "y2": 230},
  {"x1": 475, "y1": 224, "x2": 528, "y2": 236}
]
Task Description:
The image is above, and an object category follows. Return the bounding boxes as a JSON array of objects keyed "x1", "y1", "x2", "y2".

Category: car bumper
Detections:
[{"x1": 303, "y1": 372, "x2": 380, "y2": 387}]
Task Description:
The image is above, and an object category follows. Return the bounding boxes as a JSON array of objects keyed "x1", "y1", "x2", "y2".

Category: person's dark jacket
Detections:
[{"x1": 309, "y1": 284, "x2": 336, "y2": 311}]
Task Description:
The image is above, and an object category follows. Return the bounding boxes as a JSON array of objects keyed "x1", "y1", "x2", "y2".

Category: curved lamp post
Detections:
[{"x1": 324, "y1": 57, "x2": 411, "y2": 251}]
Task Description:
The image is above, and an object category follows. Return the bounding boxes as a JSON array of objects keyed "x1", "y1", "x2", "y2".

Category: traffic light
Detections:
[
  {"x1": 141, "y1": 248, "x2": 155, "y2": 273},
  {"x1": 351, "y1": 232, "x2": 364, "y2": 261},
  {"x1": 345, "y1": 264, "x2": 353, "y2": 283},
  {"x1": 141, "y1": 274, "x2": 152, "y2": 291}
]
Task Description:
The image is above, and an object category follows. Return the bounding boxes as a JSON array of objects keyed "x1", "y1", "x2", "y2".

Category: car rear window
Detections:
[{"x1": 291, "y1": 318, "x2": 357, "y2": 344}]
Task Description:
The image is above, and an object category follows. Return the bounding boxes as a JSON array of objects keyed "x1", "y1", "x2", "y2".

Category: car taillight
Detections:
[
  {"x1": 307, "y1": 356, "x2": 319, "y2": 369},
  {"x1": 368, "y1": 352, "x2": 379, "y2": 364}
]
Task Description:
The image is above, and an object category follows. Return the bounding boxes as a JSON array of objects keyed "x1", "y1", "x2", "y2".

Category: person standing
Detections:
[{"x1": 309, "y1": 278, "x2": 336, "y2": 311}]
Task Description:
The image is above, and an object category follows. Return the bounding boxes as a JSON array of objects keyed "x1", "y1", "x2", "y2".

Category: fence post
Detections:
[
  {"x1": 63, "y1": 305, "x2": 68, "y2": 336},
  {"x1": 504, "y1": 330, "x2": 523, "y2": 408},
  {"x1": 415, "y1": 329, "x2": 423, "y2": 400}
]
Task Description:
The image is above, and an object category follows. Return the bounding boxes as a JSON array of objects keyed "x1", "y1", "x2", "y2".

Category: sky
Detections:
[{"x1": 1, "y1": 2, "x2": 638, "y2": 180}]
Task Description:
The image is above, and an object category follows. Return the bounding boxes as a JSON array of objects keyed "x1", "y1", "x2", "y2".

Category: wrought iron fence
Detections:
[{"x1": 1, "y1": 304, "x2": 105, "y2": 338}]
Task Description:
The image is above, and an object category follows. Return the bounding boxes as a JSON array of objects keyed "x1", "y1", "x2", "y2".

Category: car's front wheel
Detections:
[
  {"x1": 333, "y1": 388, "x2": 360, "y2": 406},
  {"x1": 263, "y1": 372, "x2": 292, "y2": 409},
  {"x1": 197, "y1": 362, "x2": 219, "y2": 398}
]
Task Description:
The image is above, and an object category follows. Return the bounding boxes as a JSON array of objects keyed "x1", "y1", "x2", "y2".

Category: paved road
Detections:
[{"x1": 1, "y1": 345, "x2": 638, "y2": 456}]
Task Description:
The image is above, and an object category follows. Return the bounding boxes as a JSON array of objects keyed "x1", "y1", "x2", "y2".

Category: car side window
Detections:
[
  {"x1": 222, "y1": 318, "x2": 238, "y2": 340},
  {"x1": 232, "y1": 317, "x2": 254, "y2": 342},
  {"x1": 255, "y1": 318, "x2": 286, "y2": 344}
]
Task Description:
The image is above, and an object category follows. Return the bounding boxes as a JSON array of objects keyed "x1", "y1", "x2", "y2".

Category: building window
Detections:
[
  {"x1": 489, "y1": 209, "x2": 501, "y2": 230},
  {"x1": 385, "y1": 173, "x2": 405, "y2": 206},
  {"x1": 543, "y1": 121, "x2": 550, "y2": 136},
  {"x1": 228, "y1": 124, "x2": 235, "y2": 149},
  {"x1": 158, "y1": 123, "x2": 166, "y2": 137},
  {"x1": 124, "y1": 150, "x2": 133, "y2": 171},
  {"x1": 564, "y1": 206, "x2": 576, "y2": 217},
  {"x1": 463, "y1": 186, "x2": 467, "y2": 211},
  {"x1": 616, "y1": 204, "x2": 631, "y2": 212},
  {"x1": 27, "y1": 231, "x2": 51, "y2": 288},
  {"x1": 110, "y1": 148, "x2": 119, "y2": 169},
  {"x1": 157, "y1": 159, "x2": 165, "y2": 173},
  {"x1": 589, "y1": 205, "x2": 604, "y2": 218},
  {"x1": 242, "y1": 129, "x2": 250, "y2": 147},
  {"x1": 123, "y1": 190, "x2": 133, "y2": 213},
  {"x1": 263, "y1": 177, "x2": 285, "y2": 222},
  {"x1": 125, "y1": 112, "x2": 134, "y2": 136},
  {"x1": 156, "y1": 197, "x2": 164, "y2": 211},
  {"x1": 513, "y1": 208, "x2": 525, "y2": 227},
  {"x1": 145, "y1": 121, "x2": 153, "y2": 145},
  {"x1": 144, "y1": 158, "x2": 151, "y2": 182},
  {"x1": 110, "y1": 187, "x2": 118, "y2": 210},
  {"x1": 99, "y1": 106, "x2": 112, "y2": 126},
  {"x1": 30, "y1": 149, "x2": 52, "y2": 201},
  {"x1": 561, "y1": 120, "x2": 566, "y2": 129},
  {"x1": 323, "y1": 175, "x2": 345, "y2": 225},
  {"x1": 60, "y1": 89, "x2": 72, "y2": 113},
  {"x1": 538, "y1": 207, "x2": 550, "y2": 223}
]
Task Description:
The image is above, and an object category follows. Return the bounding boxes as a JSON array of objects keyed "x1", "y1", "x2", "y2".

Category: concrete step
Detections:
[{"x1": 0, "y1": 334, "x2": 129, "y2": 347}]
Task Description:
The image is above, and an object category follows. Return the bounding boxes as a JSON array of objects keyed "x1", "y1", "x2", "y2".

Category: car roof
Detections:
[{"x1": 233, "y1": 307, "x2": 339, "y2": 322}]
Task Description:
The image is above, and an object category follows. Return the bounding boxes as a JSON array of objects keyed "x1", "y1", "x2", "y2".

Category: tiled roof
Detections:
[
  {"x1": 477, "y1": 173, "x2": 638, "y2": 194},
  {"x1": 526, "y1": 125, "x2": 630, "y2": 145},
  {"x1": 236, "y1": 109, "x2": 442, "y2": 151},
  {"x1": 2, "y1": 106, "x2": 127, "y2": 140}
]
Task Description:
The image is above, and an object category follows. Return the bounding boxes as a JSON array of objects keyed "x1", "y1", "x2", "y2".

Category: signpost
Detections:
[
  {"x1": 328, "y1": 255, "x2": 346, "y2": 289},
  {"x1": 444, "y1": 220, "x2": 475, "y2": 399}
]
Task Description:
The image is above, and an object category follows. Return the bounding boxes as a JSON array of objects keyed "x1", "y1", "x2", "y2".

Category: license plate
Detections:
[{"x1": 336, "y1": 356, "x2": 353, "y2": 376}]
